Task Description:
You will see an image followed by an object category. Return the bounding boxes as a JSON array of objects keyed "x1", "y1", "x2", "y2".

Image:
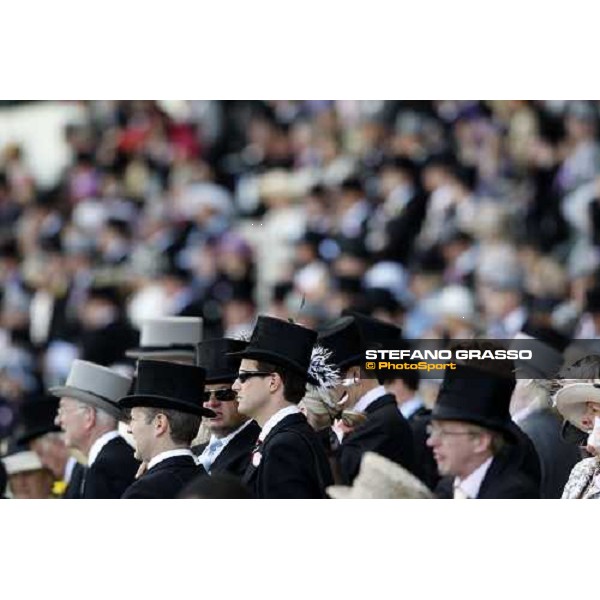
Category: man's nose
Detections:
[
  {"x1": 232, "y1": 379, "x2": 241, "y2": 392},
  {"x1": 205, "y1": 395, "x2": 221, "y2": 409}
]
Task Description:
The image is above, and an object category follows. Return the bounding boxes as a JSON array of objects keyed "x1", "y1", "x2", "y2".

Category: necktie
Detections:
[{"x1": 199, "y1": 438, "x2": 224, "y2": 473}]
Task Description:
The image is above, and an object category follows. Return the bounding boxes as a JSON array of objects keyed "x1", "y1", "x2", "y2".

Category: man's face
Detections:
[
  {"x1": 55, "y1": 398, "x2": 89, "y2": 451},
  {"x1": 9, "y1": 469, "x2": 54, "y2": 499},
  {"x1": 232, "y1": 359, "x2": 272, "y2": 419},
  {"x1": 332, "y1": 366, "x2": 361, "y2": 410},
  {"x1": 426, "y1": 419, "x2": 485, "y2": 478},
  {"x1": 127, "y1": 407, "x2": 156, "y2": 462},
  {"x1": 203, "y1": 382, "x2": 247, "y2": 437}
]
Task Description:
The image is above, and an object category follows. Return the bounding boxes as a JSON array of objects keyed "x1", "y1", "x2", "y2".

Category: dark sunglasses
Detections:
[
  {"x1": 203, "y1": 389, "x2": 238, "y2": 403},
  {"x1": 236, "y1": 371, "x2": 273, "y2": 384}
]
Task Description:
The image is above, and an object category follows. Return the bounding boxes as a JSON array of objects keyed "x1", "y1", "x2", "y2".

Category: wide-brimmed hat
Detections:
[
  {"x1": 50, "y1": 360, "x2": 132, "y2": 420},
  {"x1": 554, "y1": 382, "x2": 600, "y2": 432},
  {"x1": 2, "y1": 443, "x2": 45, "y2": 476},
  {"x1": 432, "y1": 363, "x2": 517, "y2": 439},
  {"x1": 126, "y1": 316, "x2": 203, "y2": 362},
  {"x1": 196, "y1": 338, "x2": 248, "y2": 384},
  {"x1": 119, "y1": 360, "x2": 215, "y2": 418},
  {"x1": 327, "y1": 452, "x2": 433, "y2": 499},
  {"x1": 317, "y1": 316, "x2": 366, "y2": 371},
  {"x1": 228, "y1": 315, "x2": 317, "y2": 379},
  {"x1": 15, "y1": 396, "x2": 60, "y2": 446}
]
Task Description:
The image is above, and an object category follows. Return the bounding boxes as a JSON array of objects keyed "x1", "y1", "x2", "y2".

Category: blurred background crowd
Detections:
[{"x1": 2, "y1": 99, "x2": 600, "y2": 443}]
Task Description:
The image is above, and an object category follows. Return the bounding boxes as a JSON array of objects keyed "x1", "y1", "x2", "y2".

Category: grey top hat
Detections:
[
  {"x1": 126, "y1": 317, "x2": 203, "y2": 362},
  {"x1": 49, "y1": 360, "x2": 132, "y2": 419}
]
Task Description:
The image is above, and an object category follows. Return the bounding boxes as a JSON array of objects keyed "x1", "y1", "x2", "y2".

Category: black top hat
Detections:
[
  {"x1": 432, "y1": 363, "x2": 517, "y2": 439},
  {"x1": 119, "y1": 360, "x2": 214, "y2": 417},
  {"x1": 342, "y1": 310, "x2": 403, "y2": 348},
  {"x1": 228, "y1": 315, "x2": 317, "y2": 379},
  {"x1": 15, "y1": 396, "x2": 60, "y2": 446},
  {"x1": 197, "y1": 338, "x2": 248, "y2": 384},
  {"x1": 317, "y1": 316, "x2": 366, "y2": 371}
]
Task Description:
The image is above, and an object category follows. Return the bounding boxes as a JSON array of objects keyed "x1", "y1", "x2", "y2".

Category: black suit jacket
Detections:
[
  {"x1": 435, "y1": 445, "x2": 540, "y2": 499},
  {"x1": 82, "y1": 436, "x2": 139, "y2": 499},
  {"x1": 338, "y1": 394, "x2": 416, "y2": 485},
  {"x1": 63, "y1": 462, "x2": 86, "y2": 499},
  {"x1": 192, "y1": 421, "x2": 260, "y2": 479},
  {"x1": 242, "y1": 413, "x2": 334, "y2": 499},
  {"x1": 122, "y1": 455, "x2": 205, "y2": 499}
]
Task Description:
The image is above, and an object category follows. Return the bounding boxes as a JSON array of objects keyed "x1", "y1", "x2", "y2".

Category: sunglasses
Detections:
[
  {"x1": 236, "y1": 371, "x2": 273, "y2": 384},
  {"x1": 203, "y1": 389, "x2": 238, "y2": 403}
]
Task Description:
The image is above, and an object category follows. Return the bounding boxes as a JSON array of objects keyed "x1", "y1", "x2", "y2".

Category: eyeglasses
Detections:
[
  {"x1": 426, "y1": 424, "x2": 482, "y2": 439},
  {"x1": 203, "y1": 388, "x2": 238, "y2": 403},
  {"x1": 236, "y1": 371, "x2": 273, "y2": 384}
]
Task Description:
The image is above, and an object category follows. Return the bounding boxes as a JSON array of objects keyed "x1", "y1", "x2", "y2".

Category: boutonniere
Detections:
[
  {"x1": 52, "y1": 480, "x2": 67, "y2": 497},
  {"x1": 252, "y1": 451, "x2": 262, "y2": 467}
]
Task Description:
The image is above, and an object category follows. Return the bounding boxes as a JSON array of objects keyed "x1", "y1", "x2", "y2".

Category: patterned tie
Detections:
[{"x1": 199, "y1": 438, "x2": 225, "y2": 473}]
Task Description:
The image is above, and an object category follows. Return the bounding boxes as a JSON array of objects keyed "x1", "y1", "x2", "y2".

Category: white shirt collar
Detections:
[
  {"x1": 64, "y1": 456, "x2": 77, "y2": 483},
  {"x1": 88, "y1": 430, "x2": 120, "y2": 467},
  {"x1": 259, "y1": 406, "x2": 301, "y2": 442},
  {"x1": 453, "y1": 456, "x2": 494, "y2": 499},
  {"x1": 502, "y1": 307, "x2": 526, "y2": 336},
  {"x1": 200, "y1": 419, "x2": 254, "y2": 464},
  {"x1": 354, "y1": 385, "x2": 387, "y2": 413},
  {"x1": 399, "y1": 394, "x2": 424, "y2": 419},
  {"x1": 148, "y1": 448, "x2": 195, "y2": 471}
]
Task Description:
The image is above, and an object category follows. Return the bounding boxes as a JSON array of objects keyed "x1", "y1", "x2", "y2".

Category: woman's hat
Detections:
[
  {"x1": 196, "y1": 338, "x2": 248, "y2": 384},
  {"x1": 228, "y1": 315, "x2": 317, "y2": 379},
  {"x1": 126, "y1": 317, "x2": 203, "y2": 363},
  {"x1": 554, "y1": 382, "x2": 600, "y2": 432},
  {"x1": 327, "y1": 452, "x2": 433, "y2": 499},
  {"x1": 50, "y1": 360, "x2": 133, "y2": 420},
  {"x1": 2, "y1": 443, "x2": 45, "y2": 476},
  {"x1": 118, "y1": 360, "x2": 215, "y2": 418}
]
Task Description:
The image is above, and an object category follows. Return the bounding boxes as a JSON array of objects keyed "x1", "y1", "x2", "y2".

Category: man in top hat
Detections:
[
  {"x1": 16, "y1": 395, "x2": 85, "y2": 498},
  {"x1": 193, "y1": 338, "x2": 260, "y2": 478},
  {"x1": 318, "y1": 315, "x2": 416, "y2": 485},
  {"x1": 51, "y1": 360, "x2": 139, "y2": 499},
  {"x1": 126, "y1": 316, "x2": 203, "y2": 365},
  {"x1": 230, "y1": 315, "x2": 334, "y2": 499},
  {"x1": 119, "y1": 360, "x2": 214, "y2": 499},
  {"x1": 427, "y1": 363, "x2": 540, "y2": 499}
]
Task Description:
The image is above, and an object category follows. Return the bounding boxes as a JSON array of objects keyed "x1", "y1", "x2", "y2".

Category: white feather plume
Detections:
[{"x1": 309, "y1": 344, "x2": 341, "y2": 389}]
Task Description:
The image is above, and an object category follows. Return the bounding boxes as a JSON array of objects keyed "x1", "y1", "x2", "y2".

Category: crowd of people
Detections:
[{"x1": 2, "y1": 100, "x2": 600, "y2": 499}]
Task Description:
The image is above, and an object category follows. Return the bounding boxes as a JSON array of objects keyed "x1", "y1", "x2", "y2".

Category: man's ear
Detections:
[
  {"x1": 473, "y1": 431, "x2": 493, "y2": 454},
  {"x1": 154, "y1": 413, "x2": 169, "y2": 437}
]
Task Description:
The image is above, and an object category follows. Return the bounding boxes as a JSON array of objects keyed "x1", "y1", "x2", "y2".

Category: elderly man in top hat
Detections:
[
  {"x1": 16, "y1": 395, "x2": 85, "y2": 498},
  {"x1": 119, "y1": 360, "x2": 214, "y2": 499},
  {"x1": 193, "y1": 338, "x2": 260, "y2": 478},
  {"x1": 51, "y1": 360, "x2": 139, "y2": 498},
  {"x1": 318, "y1": 315, "x2": 416, "y2": 485},
  {"x1": 230, "y1": 315, "x2": 334, "y2": 498},
  {"x1": 126, "y1": 316, "x2": 203, "y2": 365},
  {"x1": 427, "y1": 363, "x2": 540, "y2": 499}
]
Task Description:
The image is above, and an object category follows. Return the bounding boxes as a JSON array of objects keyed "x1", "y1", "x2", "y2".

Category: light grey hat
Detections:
[
  {"x1": 126, "y1": 316, "x2": 203, "y2": 363},
  {"x1": 49, "y1": 360, "x2": 132, "y2": 419}
]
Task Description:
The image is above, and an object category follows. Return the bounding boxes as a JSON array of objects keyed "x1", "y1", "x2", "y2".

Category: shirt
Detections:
[
  {"x1": 198, "y1": 419, "x2": 255, "y2": 470},
  {"x1": 399, "y1": 394, "x2": 424, "y2": 420},
  {"x1": 259, "y1": 406, "x2": 301, "y2": 442},
  {"x1": 453, "y1": 456, "x2": 494, "y2": 499},
  {"x1": 88, "y1": 430, "x2": 121, "y2": 467},
  {"x1": 353, "y1": 385, "x2": 387, "y2": 414},
  {"x1": 148, "y1": 448, "x2": 196, "y2": 471}
]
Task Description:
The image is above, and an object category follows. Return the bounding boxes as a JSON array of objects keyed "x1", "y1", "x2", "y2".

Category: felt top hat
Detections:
[
  {"x1": 50, "y1": 360, "x2": 132, "y2": 420},
  {"x1": 327, "y1": 452, "x2": 433, "y2": 499},
  {"x1": 510, "y1": 322, "x2": 567, "y2": 379},
  {"x1": 118, "y1": 360, "x2": 214, "y2": 418},
  {"x1": 127, "y1": 317, "x2": 203, "y2": 362},
  {"x1": 228, "y1": 315, "x2": 317, "y2": 379},
  {"x1": 317, "y1": 316, "x2": 366, "y2": 371},
  {"x1": 342, "y1": 310, "x2": 403, "y2": 348},
  {"x1": 196, "y1": 338, "x2": 248, "y2": 384},
  {"x1": 15, "y1": 395, "x2": 60, "y2": 446},
  {"x1": 432, "y1": 363, "x2": 517, "y2": 439}
]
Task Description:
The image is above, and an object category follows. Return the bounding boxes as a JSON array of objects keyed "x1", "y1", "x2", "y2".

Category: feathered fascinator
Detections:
[{"x1": 308, "y1": 345, "x2": 341, "y2": 389}]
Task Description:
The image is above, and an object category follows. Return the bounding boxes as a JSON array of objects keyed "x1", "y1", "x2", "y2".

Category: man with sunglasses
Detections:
[
  {"x1": 427, "y1": 363, "x2": 540, "y2": 499},
  {"x1": 193, "y1": 338, "x2": 260, "y2": 478},
  {"x1": 229, "y1": 315, "x2": 333, "y2": 499}
]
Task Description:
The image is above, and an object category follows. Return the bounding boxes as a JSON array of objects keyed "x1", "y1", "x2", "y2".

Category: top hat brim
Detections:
[
  {"x1": 16, "y1": 424, "x2": 61, "y2": 447},
  {"x1": 118, "y1": 394, "x2": 215, "y2": 418},
  {"x1": 126, "y1": 347, "x2": 197, "y2": 361},
  {"x1": 205, "y1": 372, "x2": 240, "y2": 385},
  {"x1": 228, "y1": 348, "x2": 310, "y2": 380},
  {"x1": 431, "y1": 403, "x2": 517, "y2": 441},
  {"x1": 49, "y1": 385, "x2": 123, "y2": 420},
  {"x1": 554, "y1": 383, "x2": 600, "y2": 431}
]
